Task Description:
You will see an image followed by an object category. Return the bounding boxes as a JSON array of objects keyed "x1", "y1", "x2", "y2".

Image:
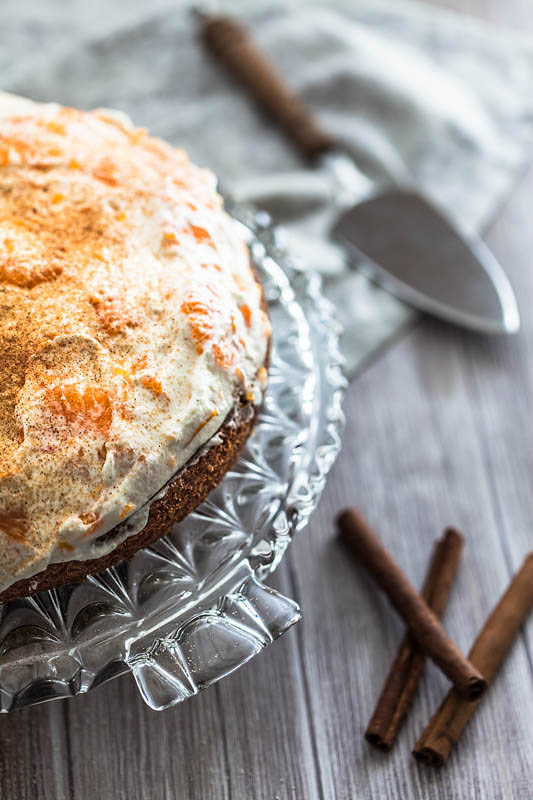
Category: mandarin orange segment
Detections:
[
  {"x1": 141, "y1": 375, "x2": 165, "y2": 396},
  {"x1": 190, "y1": 225, "x2": 210, "y2": 243},
  {"x1": 131, "y1": 354, "x2": 148, "y2": 373},
  {"x1": 180, "y1": 298, "x2": 215, "y2": 355},
  {"x1": 93, "y1": 158, "x2": 118, "y2": 186},
  {"x1": 239, "y1": 304, "x2": 252, "y2": 327},
  {"x1": 46, "y1": 120, "x2": 66, "y2": 135},
  {"x1": 47, "y1": 384, "x2": 113, "y2": 436},
  {"x1": 89, "y1": 293, "x2": 140, "y2": 335},
  {"x1": 212, "y1": 342, "x2": 234, "y2": 369},
  {"x1": 0, "y1": 512, "x2": 27, "y2": 543},
  {"x1": 9, "y1": 139, "x2": 32, "y2": 162},
  {"x1": 0, "y1": 259, "x2": 63, "y2": 289},
  {"x1": 162, "y1": 230, "x2": 178, "y2": 246}
]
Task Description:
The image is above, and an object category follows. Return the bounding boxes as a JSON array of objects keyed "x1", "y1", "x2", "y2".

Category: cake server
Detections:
[{"x1": 198, "y1": 12, "x2": 520, "y2": 335}]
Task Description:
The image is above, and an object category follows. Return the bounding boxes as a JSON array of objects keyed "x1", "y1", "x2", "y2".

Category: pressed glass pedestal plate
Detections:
[{"x1": 0, "y1": 205, "x2": 345, "y2": 712}]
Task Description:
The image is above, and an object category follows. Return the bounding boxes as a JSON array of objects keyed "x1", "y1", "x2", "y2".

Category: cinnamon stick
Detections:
[
  {"x1": 337, "y1": 508, "x2": 486, "y2": 700},
  {"x1": 414, "y1": 553, "x2": 533, "y2": 766},
  {"x1": 366, "y1": 527, "x2": 464, "y2": 751}
]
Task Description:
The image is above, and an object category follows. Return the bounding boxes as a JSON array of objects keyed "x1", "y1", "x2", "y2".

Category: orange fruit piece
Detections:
[
  {"x1": 0, "y1": 512, "x2": 27, "y2": 543},
  {"x1": 181, "y1": 299, "x2": 214, "y2": 355},
  {"x1": 239, "y1": 304, "x2": 252, "y2": 327},
  {"x1": 48, "y1": 384, "x2": 113, "y2": 436},
  {"x1": 212, "y1": 342, "x2": 234, "y2": 369}
]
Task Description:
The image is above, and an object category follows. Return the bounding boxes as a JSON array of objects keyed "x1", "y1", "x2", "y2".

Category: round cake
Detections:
[{"x1": 0, "y1": 93, "x2": 270, "y2": 602}]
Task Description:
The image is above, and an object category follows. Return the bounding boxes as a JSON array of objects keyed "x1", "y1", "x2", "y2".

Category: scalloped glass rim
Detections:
[{"x1": 0, "y1": 202, "x2": 346, "y2": 712}]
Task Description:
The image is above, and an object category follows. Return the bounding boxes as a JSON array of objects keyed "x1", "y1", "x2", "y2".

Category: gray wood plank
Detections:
[
  {"x1": 62, "y1": 569, "x2": 318, "y2": 800},
  {"x1": 290, "y1": 6, "x2": 533, "y2": 796},
  {"x1": 0, "y1": 702, "x2": 71, "y2": 800},
  {"x1": 288, "y1": 127, "x2": 533, "y2": 796},
  {"x1": 462, "y1": 167, "x2": 533, "y2": 660},
  {"x1": 288, "y1": 312, "x2": 533, "y2": 799},
  {"x1": 65, "y1": 667, "x2": 230, "y2": 800},
  {"x1": 1, "y1": 4, "x2": 533, "y2": 800},
  {"x1": 214, "y1": 567, "x2": 322, "y2": 800}
]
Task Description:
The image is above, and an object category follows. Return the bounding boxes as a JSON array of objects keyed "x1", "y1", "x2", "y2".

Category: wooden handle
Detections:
[{"x1": 199, "y1": 13, "x2": 336, "y2": 161}]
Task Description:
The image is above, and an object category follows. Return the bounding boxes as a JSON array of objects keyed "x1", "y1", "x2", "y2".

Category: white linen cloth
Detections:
[{"x1": 3, "y1": 0, "x2": 533, "y2": 374}]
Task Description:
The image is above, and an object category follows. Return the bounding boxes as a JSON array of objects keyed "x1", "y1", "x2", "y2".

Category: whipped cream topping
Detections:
[{"x1": 0, "y1": 93, "x2": 270, "y2": 593}]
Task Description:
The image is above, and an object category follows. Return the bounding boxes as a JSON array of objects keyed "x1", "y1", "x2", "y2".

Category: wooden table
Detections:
[{"x1": 2, "y1": 1, "x2": 532, "y2": 798}]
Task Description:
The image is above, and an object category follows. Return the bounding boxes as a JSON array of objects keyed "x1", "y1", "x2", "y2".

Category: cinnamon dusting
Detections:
[{"x1": 0, "y1": 97, "x2": 269, "y2": 587}]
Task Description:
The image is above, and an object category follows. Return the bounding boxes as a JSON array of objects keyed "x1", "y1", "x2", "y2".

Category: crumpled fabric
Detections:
[{"x1": 3, "y1": 0, "x2": 533, "y2": 374}]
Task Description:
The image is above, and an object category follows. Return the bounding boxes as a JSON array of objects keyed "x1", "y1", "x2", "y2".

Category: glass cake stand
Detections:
[{"x1": 0, "y1": 204, "x2": 345, "y2": 712}]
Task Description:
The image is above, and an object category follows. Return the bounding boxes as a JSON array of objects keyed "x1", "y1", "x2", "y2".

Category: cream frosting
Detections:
[{"x1": 0, "y1": 93, "x2": 269, "y2": 594}]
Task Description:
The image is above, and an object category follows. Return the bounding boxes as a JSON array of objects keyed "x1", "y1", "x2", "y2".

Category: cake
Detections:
[{"x1": 0, "y1": 93, "x2": 270, "y2": 602}]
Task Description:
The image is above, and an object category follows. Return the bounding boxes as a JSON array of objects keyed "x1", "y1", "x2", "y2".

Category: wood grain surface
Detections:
[{"x1": 1, "y1": 1, "x2": 532, "y2": 798}]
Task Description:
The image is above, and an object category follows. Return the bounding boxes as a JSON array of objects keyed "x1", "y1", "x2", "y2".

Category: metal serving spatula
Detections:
[{"x1": 198, "y1": 12, "x2": 520, "y2": 334}]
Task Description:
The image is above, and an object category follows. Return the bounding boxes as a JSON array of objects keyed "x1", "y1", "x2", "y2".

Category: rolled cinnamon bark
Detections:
[
  {"x1": 365, "y1": 527, "x2": 464, "y2": 750},
  {"x1": 337, "y1": 508, "x2": 486, "y2": 700},
  {"x1": 414, "y1": 553, "x2": 533, "y2": 766},
  {"x1": 199, "y1": 13, "x2": 336, "y2": 161}
]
